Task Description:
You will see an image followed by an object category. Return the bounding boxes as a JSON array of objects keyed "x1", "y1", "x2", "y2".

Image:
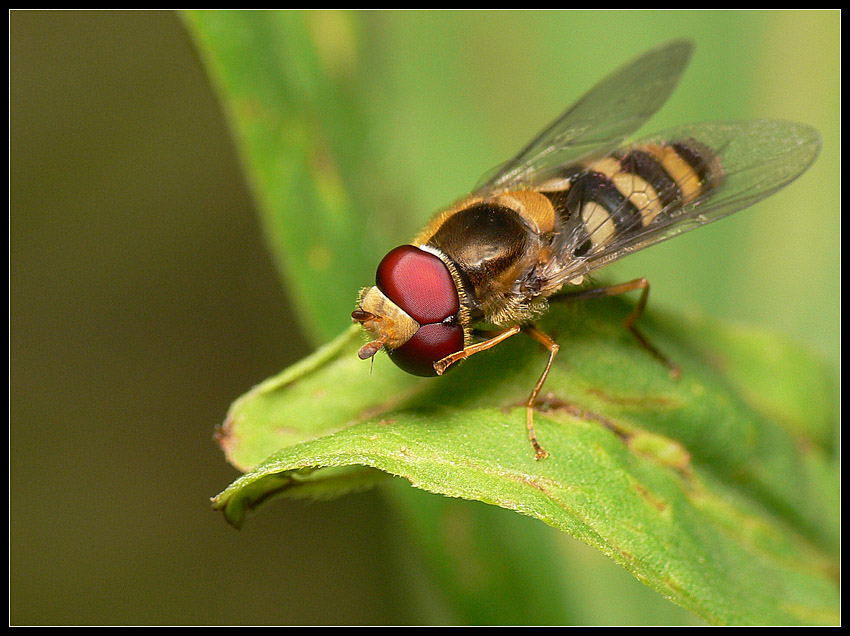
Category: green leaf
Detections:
[
  {"x1": 213, "y1": 296, "x2": 838, "y2": 625},
  {"x1": 184, "y1": 11, "x2": 838, "y2": 625},
  {"x1": 182, "y1": 10, "x2": 377, "y2": 343}
]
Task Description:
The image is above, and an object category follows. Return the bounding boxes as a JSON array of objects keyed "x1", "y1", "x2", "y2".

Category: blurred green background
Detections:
[{"x1": 10, "y1": 10, "x2": 838, "y2": 625}]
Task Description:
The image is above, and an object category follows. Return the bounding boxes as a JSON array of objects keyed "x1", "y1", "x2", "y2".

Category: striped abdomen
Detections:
[{"x1": 543, "y1": 139, "x2": 723, "y2": 256}]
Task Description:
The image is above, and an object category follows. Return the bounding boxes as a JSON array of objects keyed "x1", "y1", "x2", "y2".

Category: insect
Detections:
[{"x1": 351, "y1": 40, "x2": 821, "y2": 460}]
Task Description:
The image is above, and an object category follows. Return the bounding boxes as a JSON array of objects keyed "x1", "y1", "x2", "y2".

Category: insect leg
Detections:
[
  {"x1": 433, "y1": 324, "x2": 521, "y2": 376},
  {"x1": 552, "y1": 278, "x2": 680, "y2": 378},
  {"x1": 434, "y1": 323, "x2": 558, "y2": 460},
  {"x1": 522, "y1": 325, "x2": 560, "y2": 460}
]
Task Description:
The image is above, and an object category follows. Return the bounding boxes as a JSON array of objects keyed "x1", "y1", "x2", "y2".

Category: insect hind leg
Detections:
[{"x1": 551, "y1": 278, "x2": 680, "y2": 379}]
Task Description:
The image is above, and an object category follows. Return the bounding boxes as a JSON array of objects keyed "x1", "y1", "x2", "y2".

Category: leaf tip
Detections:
[{"x1": 211, "y1": 491, "x2": 246, "y2": 530}]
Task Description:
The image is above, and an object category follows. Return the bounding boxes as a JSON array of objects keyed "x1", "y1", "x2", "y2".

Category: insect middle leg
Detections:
[
  {"x1": 434, "y1": 323, "x2": 558, "y2": 461},
  {"x1": 521, "y1": 325, "x2": 559, "y2": 460},
  {"x1": 551, "y1": 277, "x2": 680, "y2": 378}
]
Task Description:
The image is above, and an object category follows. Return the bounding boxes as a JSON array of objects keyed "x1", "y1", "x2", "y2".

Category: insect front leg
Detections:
[
  {"x1": 433, "y1": 323, "x2": 558, "y2": 460},
  {"x1": 433, "y1": 324, "x2": 521, "y2": 375},
  {"x1": 552, "y1": 278, "x2": 680, "y2": 379}
]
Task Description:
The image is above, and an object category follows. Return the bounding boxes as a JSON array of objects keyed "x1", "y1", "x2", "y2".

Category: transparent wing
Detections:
[
  {"x1": 542, "y1": 119, "x2": 822, "y2": 288},
  {"x1": 475, "y1": 40, "x2": 694, "y2": 196}
]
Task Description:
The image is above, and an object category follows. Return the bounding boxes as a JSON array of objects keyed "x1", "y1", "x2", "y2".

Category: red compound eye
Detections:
[
  {"x1": 376, "y1": 245, "x2": 459, "y2": 324},
  {"x1": 375, "y1": 245, "x2": 463, "y2": 376},
  {"x1": 386, "y1": 322, "x2": 464, "y2": 377}
]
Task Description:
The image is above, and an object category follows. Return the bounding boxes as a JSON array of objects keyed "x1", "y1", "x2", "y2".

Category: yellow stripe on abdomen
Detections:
[
  {"x1": 587, "y1": 157, "x2": 664, "y2": 225},
  {"x1": 643, "y1": 144, "x2": 702, "y2": 203},
  {"x1": 581, "y1": 201, "x2": 616, "y2": 248}
]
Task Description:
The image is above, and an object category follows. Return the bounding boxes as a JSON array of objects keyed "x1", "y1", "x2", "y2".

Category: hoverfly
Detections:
[{"x1": 351, "y1": 40, "x2": 821, "y2": 460}]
